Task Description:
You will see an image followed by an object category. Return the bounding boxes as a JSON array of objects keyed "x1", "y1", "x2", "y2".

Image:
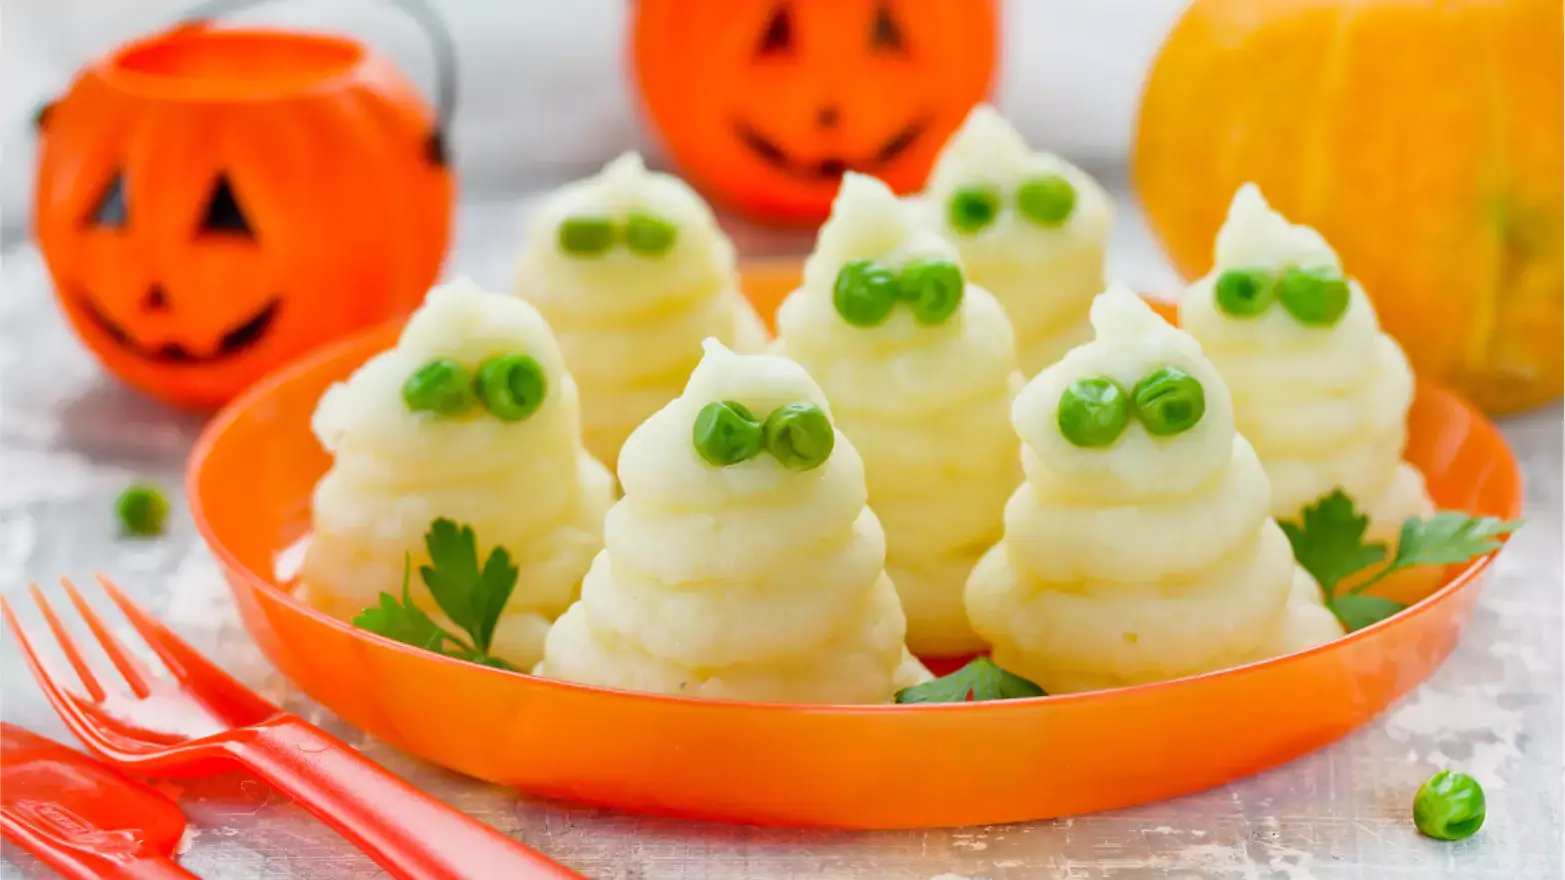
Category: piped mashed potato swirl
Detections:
[
  {"x1": 774, "y1": 173, "x2": 1021, "y2": 656},
  {"x1": 514, "y1": 152, "x2": 768, "y2": 469},
  {"x1": 922, "y1": 104, "x2": 1112, "y2": 375},
  {"x1": 966, "y1": 287, "x2": 1339, "y2": 694},
  {"x1": 301, "y1": 278, "x2": 614, "y2": 669},
  {"x1": 538, "y1": 340, "x2": 930, "y2": 703},
  {"x1": 1180, "y1": 184, "x2": 1433, "y2": 541}
]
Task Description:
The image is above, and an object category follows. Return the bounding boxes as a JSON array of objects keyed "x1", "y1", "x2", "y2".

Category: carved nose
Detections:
[
  {"x1": 142, "y1": 285, "x2": 169, "y2": 313},
  {"x1": 816, "y1": 105, "x2": 840, "y2": 129}
]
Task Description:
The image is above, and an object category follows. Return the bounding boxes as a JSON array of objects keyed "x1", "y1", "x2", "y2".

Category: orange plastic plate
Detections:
[{"x1": 188, "y1": 265, "x2": 1521, "y2": 829}]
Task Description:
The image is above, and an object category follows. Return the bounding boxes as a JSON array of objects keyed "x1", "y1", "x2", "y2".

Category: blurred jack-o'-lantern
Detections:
[
  {"x1": 632, "y1": 0, "x2": 1000, "y2": 224},
  {"x1": 33, "y1": 1, "x2": 455, "y2": 410}
]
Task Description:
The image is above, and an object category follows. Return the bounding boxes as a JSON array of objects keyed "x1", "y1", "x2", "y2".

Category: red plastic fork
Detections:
[{"x1": 2, "y1": 575, "x2": 582, "y2": 880}]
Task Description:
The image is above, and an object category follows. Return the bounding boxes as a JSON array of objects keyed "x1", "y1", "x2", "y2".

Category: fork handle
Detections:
[{"x1": 225, "y1": 716, "x2": 581, "y2": 880}]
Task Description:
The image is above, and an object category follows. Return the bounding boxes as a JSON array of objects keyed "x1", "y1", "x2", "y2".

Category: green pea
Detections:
[
  {"x1": 1277, "y1": 265, "x2": 1351, "y2": 326},
  {"x1": 116, "y1": 483, "x2": 169, "y2": 537},
  {"x1": 625, "y1": 210, "x2": 678, "y2": 256},
  {"x1": 897, "y1": 259, "x2": 965, "y2": 325},
  {"x1": 832, "y1": 259, "x2": 901, "y2": 327},
  {"x1": 1016, "y1": 174, "x2": 1076, "y2": 226},
  {"x1": 403, "y1": 358, "x2": 478, "y2": 416},
  {"x1": 1132, "y1": 366, "x2": 1206, "y2": 436},
  {"x1": 762, "y1": 402, "x2": 835, "y2": 471},
  {"x1": 1057, "y1": 378, "x2": 1130, "y2": 448},
  {"x1": 474, "y1": 353, "x2": 547, "y2": 421},
  {"x1": 558, "y1": 215, "x2": 616, "y2": 256},
  {"x1": 1214, "y1": 268, "x2": 1276, "y2": 318},
  {"x1": 1414, "y1": 770, "x2": 1486, "y2": 841},
  {"x1": 947, "y1": 185, "x2": 1001, "y2": 235},
  {"x1": 692, "y1": 401, "x2": 764, "y2": 467}
]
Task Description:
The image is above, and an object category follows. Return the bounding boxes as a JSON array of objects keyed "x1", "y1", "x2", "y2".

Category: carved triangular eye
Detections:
[
  {"x1": 87, "y1": 172, "x2": 128, "y2": 229},
  {"x1": 870, "y1": 2, "x2": 907, "y2": 53},
  {"x1": 199, "y1": 175, "x2": 252, "y2": 236},
  {"x1": 755, "y1": 3, "x2": 794, "y2": 56}
]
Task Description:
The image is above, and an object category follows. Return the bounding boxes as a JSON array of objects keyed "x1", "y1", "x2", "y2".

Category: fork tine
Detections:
[
  {"x1": 1, "y1": 596, "x2": 122, "y2": 756},
  {"x1": 61, "y1": 576, "x2": 152, "y2": 698},
  {"x1": 96, "y1": 573, "x2": 277, "y2": 714},
  {"x1": 26, "y1": 583, "x2": 107, "y2": 702}
]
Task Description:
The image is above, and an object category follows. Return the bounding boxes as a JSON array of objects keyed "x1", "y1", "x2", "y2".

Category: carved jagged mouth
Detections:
[
  {"x1": 77, "y1": 291, "x2": 280, "y2": 365},
  {"x1": 732, "y1": 116, "x2": 930, "y2": 182}
]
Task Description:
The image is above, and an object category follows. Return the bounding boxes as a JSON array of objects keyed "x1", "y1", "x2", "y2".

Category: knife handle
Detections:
[{"x1": 3, "y1": 819, "x2": 198, "y2": 880}]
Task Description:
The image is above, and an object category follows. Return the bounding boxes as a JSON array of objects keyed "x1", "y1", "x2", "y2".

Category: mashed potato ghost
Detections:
[
  {"x1": 514, "y1": 152, "x2": 769, "y2": 468},
  {"x1": 301, "y1": 278, "x2": 614, "y2": 669},
  {"x1": 1179, "y1": 184, "x2": 1433, "y2": 542},
  {"x1": 773, "y1": 173, "x2": 1021, "y2": 656},
  {"x1": 538, "y1": 339, "x2": 930, "y2": 703},
  {"x1": 922, "y1": 104, "x2": 1112, "y2": 375},
  {"x1": 965, "y1": 287, "x2": 1339, "y2": 694}
]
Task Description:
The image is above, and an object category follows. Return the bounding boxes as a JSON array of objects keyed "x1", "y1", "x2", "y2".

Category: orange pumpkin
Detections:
[
  {"x1": 1134, "y1": 0, "x2": 1563, "y2": 414},
  {"x1": 631, "y1": 0, "x2": 999, "y2": 224},
  {"x1": 34, "y1": 23, "x2": 454, "y2": 410}
]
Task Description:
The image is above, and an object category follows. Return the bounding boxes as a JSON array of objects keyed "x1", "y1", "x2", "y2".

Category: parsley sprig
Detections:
[
  {"x1": 894, "y1": 656, "x2": 1045, "y2": 704},
  {"x1": 1282, "y1": 490, "x2": 1520, "y2": 632},
  {"x1": 353, "y1": 518, "x2": 520, "y2": 670}
]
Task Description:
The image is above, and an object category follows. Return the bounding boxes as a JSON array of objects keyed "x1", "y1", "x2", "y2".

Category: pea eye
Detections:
[
  {"x1": 1131, "y1": 366, "x2": 1206, "y2": 436},
  {"x1": 762, "y1": 402, "x2": 834, "y2": 471},
  {"x1": 625, "y1": 210, "x2": 678, "y2": 256},
  {"x1": 558, "y1": 215, "x2": 616, "y2": 256},
  {"x1": 1214, "y1": 268, "x2": 1276, "y2": 317},
  {"x1": 947, "y1": 186, "x2": 1000, "y2": 235},
  {"x1": 1277, "y1": 265, "x2": 1351, "y2": 326},
  {"x1": 1057, "y1": 378, "x2": 1130, "y2": 448},
  {"x1": 833, "y1": 259, "x2": 901, "y2": 326},
  {"x1": 403, "y1": 358, "x2": 478, "y2": 416},
  {"x1": 475, "y1": 354, "x2": 548, "y2": 421},
  {"x1": 897, "y1": 258, "x2": 964, "y2": 325},
  {"x1": 1015, "y1": 174, "x2": 1075, "y2": 227},
  {"x1": 693, "y1": 401, "x2": 764, "y2": 466}
]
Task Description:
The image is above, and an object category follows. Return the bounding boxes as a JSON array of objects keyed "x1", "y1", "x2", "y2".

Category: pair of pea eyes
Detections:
[
  {"x1": 402, "y1": 354, "x2": 547, "y2": 422},
  {"x1": 557, "y1": 211, "x2": 679, "y2": 258},
  {"x1": 693, "y1": 400, "x2": 835, "y2": 471},
  {"x1": 947, "y1": 174, "x2": 1077, "y2": 235},
  {"x1": 833, "y1": 258, "x2": 964, "y2": 327},
  {"x1": 1215, "y1": 265, "x2": 1351, "y2": 326},
  {"x1": 1057, "y1": 366, "x2": 1206, "y2": 448}
]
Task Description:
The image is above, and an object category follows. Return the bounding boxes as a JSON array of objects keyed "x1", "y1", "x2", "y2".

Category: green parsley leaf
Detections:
[
  {"x1": 894, "y1": 656, "x2": 1045, "y2": 704},
  {"x1": 354, "y1": 524, "x2": 521, "y2": 671},
  {"x1": 1280, "y1": 490, "x2": 1387, "y2": 594},
  {"x1": 420, "y1": 518, "x2": 518, "y2": 655},
  {"x1": 1284, "y1": 489, "x2": 1523, "y2": 633},
  {"x1": 1390, "y1": 513, "x2": 1523, "y2": 568},
  {"x1": 474, "y1": 544, "x2": 519, "y2": 654},
  {"x1": 353, "y1": 557, "x2": 453, "y2": 653},
  {"x1": 1327, "y1": 594, "x2": 1407, "y2": 633}
]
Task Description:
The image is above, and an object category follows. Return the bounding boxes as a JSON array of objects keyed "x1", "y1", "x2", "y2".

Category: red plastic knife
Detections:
[{"x1": 1, "y1": 723, "x2": 198, "y2": 879}]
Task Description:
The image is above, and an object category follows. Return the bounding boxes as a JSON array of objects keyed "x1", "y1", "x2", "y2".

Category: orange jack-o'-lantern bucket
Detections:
[
  {"x1": 32, "y1": 0, "x2": 457, "y2": 410},
  {"x1": 631, "y1": 0, "x2": 1001, "y2": 225}
]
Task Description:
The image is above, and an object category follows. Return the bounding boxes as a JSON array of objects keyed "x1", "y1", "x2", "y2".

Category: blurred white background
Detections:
[{"x1": 0, "y1": 0, "x2": 1188, "y2": 243}]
